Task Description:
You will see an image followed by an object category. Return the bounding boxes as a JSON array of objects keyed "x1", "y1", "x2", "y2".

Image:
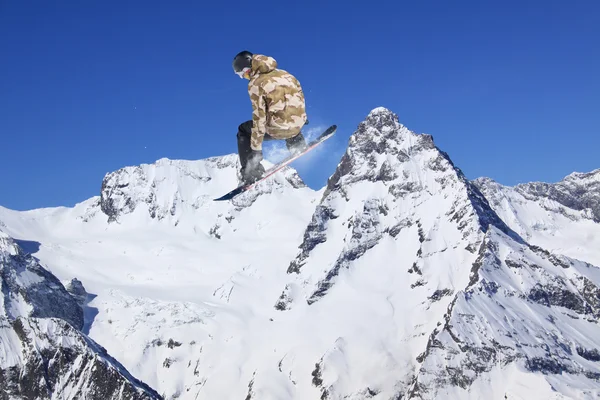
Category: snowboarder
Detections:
[{"x1": 232, "y1": 50, "x2": 308, "y2": 184}]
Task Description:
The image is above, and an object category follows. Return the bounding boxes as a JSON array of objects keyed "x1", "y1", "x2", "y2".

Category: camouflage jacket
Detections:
[{"x1": 247, "y1": 54, "x2": 307, "y2": 150}]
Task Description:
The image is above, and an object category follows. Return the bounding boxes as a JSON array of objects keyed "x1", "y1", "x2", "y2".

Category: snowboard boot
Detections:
[
  {"x1": 285, "y1": 133, "x2": 307, "y2": 156},
  {"x1": 240, "y1": 163, "x2": 265, "y2": 185}
]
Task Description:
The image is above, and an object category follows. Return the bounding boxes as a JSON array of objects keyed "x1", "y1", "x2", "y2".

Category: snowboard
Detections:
[{"x1": 214, "y1": 124, "x2": 337, "y2": 201}]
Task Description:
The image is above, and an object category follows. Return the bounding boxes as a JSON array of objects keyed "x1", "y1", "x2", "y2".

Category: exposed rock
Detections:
[
  {"x1": 66, "y1": 278, "x2": 88, "y2": 307},
  {"x1": 0, "y1": 231, "x2": 161, "y2": 399},
  {"x1": 1, "y1": 233, "x2": 83, "y2": 330},
  {"x1": 516, "y1": 169, "x2": 600, "y2": 222},
  {"x1": 1, "y1": 317, "x2": 162, "y2": 399}
]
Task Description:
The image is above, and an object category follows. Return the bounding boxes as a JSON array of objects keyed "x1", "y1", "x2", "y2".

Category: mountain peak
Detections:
[
  {"x1": 360, "y1": 107, "x2": 427, "y2": 146},
  {"x1": 361, "y1": 107, "x2": 410, "y2": 139},
  {"x1": 323, "y1": 110, "x2": 435, "y2": 198},
  {"x1": 564, "y1": 168, "x2": 600, "y2": 184},
  {"x1": 512, "y1": 168, "x2": 600, "y2": 223},
  {"x1": 473, "y1": 176, "x2": 498, "y2": 185},
  {"x1": 99, "y1": 154, "x2": 307, "y2": 223},
  {"x1": 367, "y1": 106, "x2": 396, "y2": 118},
  {"x1": 474, "y1": 167, "x2": 600, "y2": 267},
  {"x1": 284, "y1": 108, "x2": 516, "y2": 307}
]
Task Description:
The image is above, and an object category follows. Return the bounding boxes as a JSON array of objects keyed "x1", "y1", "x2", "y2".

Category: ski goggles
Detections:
[{"x1": 235, "y1": 67, "x2": 251, "y2": 79}]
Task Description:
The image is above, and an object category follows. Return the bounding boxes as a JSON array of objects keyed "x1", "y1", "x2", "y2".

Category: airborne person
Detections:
[{"x1": 232, "y1": 50, "x2": 308, "y2": 184}]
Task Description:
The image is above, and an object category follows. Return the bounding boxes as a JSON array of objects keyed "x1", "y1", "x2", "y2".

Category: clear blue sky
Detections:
[{"x1": 1, "y1": 1, "x2": 599, "y2": 211}]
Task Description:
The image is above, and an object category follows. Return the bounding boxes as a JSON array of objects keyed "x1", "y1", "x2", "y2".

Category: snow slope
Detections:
[
  {"x1": 0, "y1": 155, "x2": 322, "y2": 399},
  {"x1": 272, "y1": 108, "x2": 599, "y2": 399},
  {"x1": 474, "y1": 171, "x2": 600, "y2": 267},
  {"x1": 1, "y1": 107, "x2": 599, "y2": 399},
  {"x1": 412, "y1": 226, "x2": 600, "y2": 399}
]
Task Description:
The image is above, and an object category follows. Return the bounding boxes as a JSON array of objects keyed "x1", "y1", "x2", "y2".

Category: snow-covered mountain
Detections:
[
  {"x1": 274, "y1": 108, "x2": 600, "y2": 398},
  {"x1": 99, "y1": 154, "x2": 307, "y2": 224},
  {"x1": 0, "y1": 155, "x2": 321, "y2": 399},
  {"x1": 1, "y1": 107, "x2": 599, "y2": 399},
  {"x1": 474, "y1": 170, "x2": 600, "y2": 267},
  {"x1": 0, "y1": 230, "x2": 161, "y2": 399}
]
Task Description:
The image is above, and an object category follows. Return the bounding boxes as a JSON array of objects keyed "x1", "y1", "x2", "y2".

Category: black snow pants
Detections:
[{"x1": 236, "y1": 120, "x2": 307, "y2": 170}]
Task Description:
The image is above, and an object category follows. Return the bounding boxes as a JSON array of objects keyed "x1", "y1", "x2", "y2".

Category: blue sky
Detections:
[{"x1": 1, "y1": 1, "x2": 599, "y2": 211}]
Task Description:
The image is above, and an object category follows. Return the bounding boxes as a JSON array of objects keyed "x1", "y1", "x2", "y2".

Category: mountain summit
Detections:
[
  {"x1": 274, "y1": 107, "x2": 600, "y2": 398},
  {"x1": 100, "y1": 154, "x2": 307, "y2": 223},
  {"x1": 284, "y1": 107, "x2": 517, "y2": 303},
  {"x1": 474, "y1": 168, "x2": 600, "y2": 267}
]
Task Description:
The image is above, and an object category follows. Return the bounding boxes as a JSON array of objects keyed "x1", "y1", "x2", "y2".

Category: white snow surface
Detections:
[
  {"x1": 1, "y1": 107, "x2": 599, "y2": 399},
  {"x1": 474, "y1": 173, "x2": 600, "y2": 267},
  {"x1": 0, "y1": 229, "x2": 161, "y2": 399}
]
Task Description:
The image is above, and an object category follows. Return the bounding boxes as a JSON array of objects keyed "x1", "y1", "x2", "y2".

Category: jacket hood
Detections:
[{"x1": 251, "y1": 54, "x2": 277, "y2": 75}]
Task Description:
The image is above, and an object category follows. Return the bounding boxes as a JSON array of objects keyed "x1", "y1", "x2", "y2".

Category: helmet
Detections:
[{"x1": 232, "y1": 50, "x2": 253, "y2": 78}]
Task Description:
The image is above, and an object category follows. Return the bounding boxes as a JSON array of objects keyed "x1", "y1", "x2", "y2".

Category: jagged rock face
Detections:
[
  {"x1": 409, "y1": 227, "x2": 600, "y2": 399},
  {"x1": 100, "y1": 156, "x2": 225, "y2": 223},
  {"x1": 0, "y1": 317, "x2": 161, "y2": 400},
  {"x1": 270, "y1": 107, "x2": 538, "y2": 398},
  {"x1": 0, "y1": 232, "x2": 162, "y2": 400},
  {"x1": 285, "y1": 107, "x2": 515, "y2": 305},
  {"x1": 517, "y1": 169, "x2": 600, "y2": 222},
  {"x1": 100, "y1": 155, "x2": 307, "y2": 223},
  {"x1": 322, "y1": 108, "x2": 511, "y2": 236},
  {"x1": 475, "y1": 169, "x2": 600, "y2": 223},
  {"x1": 0, "y1": 232, "x2": 83, "y2": 329},
  {"x1": 271, "y1": 108, "x2": 600, "y2": 399},
  {"x1": 66, "y1": 278, "x2": 88, "y2": 306},
  {"x1": 474, "y1": 171, "x2": 600, "y2": 267}
]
